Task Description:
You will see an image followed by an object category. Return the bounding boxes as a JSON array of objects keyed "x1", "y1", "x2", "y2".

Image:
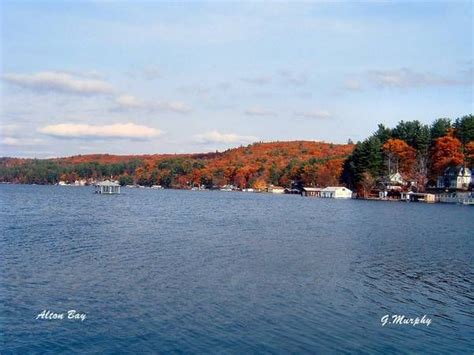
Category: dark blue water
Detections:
[{"x1": 1, "y1": 185, "x2": 473, "y2": 353}]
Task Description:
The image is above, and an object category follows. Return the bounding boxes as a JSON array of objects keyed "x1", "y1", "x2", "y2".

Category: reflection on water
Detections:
[{"x1": 1, "y1": 185, "x2": 473, "y2": 353}]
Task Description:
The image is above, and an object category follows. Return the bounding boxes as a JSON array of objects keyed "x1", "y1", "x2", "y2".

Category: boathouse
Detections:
[
  {"x1": 321, "y1": 187, "x2": 352, "y2": 199},
  {"x1": 95, "y1": 180, "x2": 120, "y2": 194},
  {"x1": 301, "y1": 187, "x2": 323, "y2": 197},
  {"x1": 400, "y1": 191, "x2": 435, "y2": 203}
]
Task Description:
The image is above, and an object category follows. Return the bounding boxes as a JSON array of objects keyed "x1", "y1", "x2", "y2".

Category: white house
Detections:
[
  {"x1": 321, "y1": 186, "x2": 353, "y2": 199},
  {"x1": 388, "y1": 171, "x2": 404, "y2": 185},
  {"x1": 437, "y1": 166, "x2": 472, "y2": 190}
]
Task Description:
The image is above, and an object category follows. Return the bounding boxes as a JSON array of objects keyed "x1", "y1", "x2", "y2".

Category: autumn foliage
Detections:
[
  {"x1": 0, "y1": 141, "x2": 354, "y2": 188},
  {"x1": 382, "y1": 138, "x2": 416, "y2": 176},
  {"x1": 431, "y1": 136, "x2": 464, "y2": 174}
]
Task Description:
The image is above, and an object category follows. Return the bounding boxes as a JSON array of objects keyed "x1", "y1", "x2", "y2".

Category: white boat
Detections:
[{"x1": 220, "y1": 184, "x2": 236, "y2": 192}]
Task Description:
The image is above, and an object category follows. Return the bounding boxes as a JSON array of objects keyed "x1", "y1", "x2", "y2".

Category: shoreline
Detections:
[{"x1": 2, "y1": 182, "x2": 472, "y2": 205}]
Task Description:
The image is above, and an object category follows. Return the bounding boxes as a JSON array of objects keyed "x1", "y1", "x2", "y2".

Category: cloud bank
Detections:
[
  {"x1": 2, "y1": 71, "x2": 114, "y2": 95},
  {"x1": 368, "y1": 68, "x2": 469, "y2": 88},
  {"x1": 244, "y1": 107, "x2": 276, "y2": 116},
  {"x1": 115, "y1": 95, "x2": 191, "y2": 113},
  {"x1": 294, "y1": 110, "x2": 331, "y2": 119},
  {"x1": 38, "y1": 123, "x2": 161, "y2": 139}
]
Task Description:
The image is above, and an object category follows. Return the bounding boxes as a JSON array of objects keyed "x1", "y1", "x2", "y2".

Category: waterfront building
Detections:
[
  {"x1": 301, "y1": 187, "x2": 323, "y2": 197},
  {"x1": 437, "y1": 166, "x2": 472, "y2": 190},
  {"x1": 401, "y1": 192, "x2": 436, "y2": 203},
  {"x1": 95, "y1": 180, "x2": 121, "y2": 194},
  {"x1": 321, "y1": 187, "x2": 352, "y2": 199}
]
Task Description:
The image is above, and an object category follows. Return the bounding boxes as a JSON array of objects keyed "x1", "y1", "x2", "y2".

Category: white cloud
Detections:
[
  {"x1": 177, "y1": 84, "x2": 211, "y2": 97},
  {"x1": 343, "y1": 79, "x2": 363, "y2": 91},
  {"x1": 278, "y1": 69, "x2": 308, "y2": 86},
  {"x1": 2, "y1": 71, "x2": 114, "y2": 95},
  {"x1": 1, "y1": 137, "x2": 21, "y2": 146},
  {"x1": 368, "y1": 68, "x2": 468, "y2": 88},
  {"x1": 1, "y1": 137, "x2": 44, "y2": 146},
  {"x1": 126, "y1": 66, "x2": 162, "y2": 80},
  {"x1": 241, "y1": 76, "x2": 272, "y2": 85},
  {"x1": 115, "y1": 95, "x2": 143, "y2": 108},
  {"x1": 194, "y1": 130, "x2": 258, "y2": 145},
  {"x1": 244, "y1": 107, "x2": 276, "y2": 116},
  {"x1": 294, "y1": 110, "x2": 331, "y2": 119},
  {"x1": 38, "y1": 123, "x2": 161, "y2": 139},
  {"x1": 114, "y1": 95, "x2": 191, "y2": 113},
  {"x1": 142, "y1": 66, "x2": 162, "y2": 80},
  {"x1": 0, "y1": 124, "x2": 21, "y2": 136}
]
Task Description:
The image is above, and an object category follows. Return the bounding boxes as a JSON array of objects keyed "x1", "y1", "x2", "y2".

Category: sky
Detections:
[{"x1": 0, "y1": 0, "x2": 472, "y2": 158}]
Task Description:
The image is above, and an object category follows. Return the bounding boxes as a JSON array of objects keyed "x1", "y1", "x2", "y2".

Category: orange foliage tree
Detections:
[
  {"x1": 382, "y1": 138, "x2": 416, "y2": 176},
  {"x1": 465, "y1": 141, "x2": 474, "y2": 168},
  {"x1": 251, "y1": 178, "x2": 267, "y2": 191},
  {"x1": 431, "y1": 136, "x2": 464, "y2": 174}
]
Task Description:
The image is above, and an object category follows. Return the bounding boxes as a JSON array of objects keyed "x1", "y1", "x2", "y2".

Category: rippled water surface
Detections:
[{"x1": 1, "y1": 185, "x2": 473, "y2": 353}]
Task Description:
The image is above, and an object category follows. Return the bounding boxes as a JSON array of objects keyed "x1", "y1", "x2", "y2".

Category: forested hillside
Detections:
[{"x1": 0, "y1": 141, "x2": 353, "y2": 189}]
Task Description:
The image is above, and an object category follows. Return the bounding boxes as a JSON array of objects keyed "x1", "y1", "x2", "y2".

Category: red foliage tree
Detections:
[
  {"x1": 431, "y1": 136, "x2": 464, "y2": 174},
  {"x1": 382, "y1": 138, "x2": 416, "y2": 176}
]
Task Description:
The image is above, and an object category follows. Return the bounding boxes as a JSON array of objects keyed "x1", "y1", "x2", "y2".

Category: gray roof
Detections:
[{"x1": 96, "y1": 180, "x2": 120, "y2": 186}]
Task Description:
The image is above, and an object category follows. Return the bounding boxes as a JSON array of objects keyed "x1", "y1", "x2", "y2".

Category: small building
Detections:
[
  {"x1": 401, "y1": 191, "x2": 436, "y2": 203},
  {"x1": 301, "y1": 187, "x2": 323, "y2": 197},
  {"x1": 320, "y1": 186, "x2": 352, "y2": 199},
  {"x1": 437, "y1": 166, "x2": 472, "y2": 190},
  {"x1": 95, "y1": 180, "x2": 121, "y2": 194}
]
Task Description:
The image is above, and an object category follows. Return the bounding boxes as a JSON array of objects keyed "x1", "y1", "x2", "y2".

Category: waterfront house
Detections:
[
  {"x1": 388, "y1": 171, "x2": 404, "y2": 185},
  {"x1": 380, "y1": 171, "x2": 405, "y2": 191},
  {"x1": 95, "y1": 180, "x2": 120, "y2": 194},
  {"x1": 321, "y1": 186, "x2": 352, "y2": 199},
  {"x1": 301, "y1": 187, "x2": 323, "y2": 197},
  {"x1": 437, "y1": 166, "x2": 472, "y2": 190}
]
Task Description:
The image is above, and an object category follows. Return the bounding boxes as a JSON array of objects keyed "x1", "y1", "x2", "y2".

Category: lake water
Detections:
[{"x1": 1, "y1": 185, "x2": 473, "y2": 353}]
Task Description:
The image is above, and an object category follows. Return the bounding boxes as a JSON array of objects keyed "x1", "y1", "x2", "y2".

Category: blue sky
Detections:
[{"x1": 1, "y1": 0, "x2": 472, "y2": 158}]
